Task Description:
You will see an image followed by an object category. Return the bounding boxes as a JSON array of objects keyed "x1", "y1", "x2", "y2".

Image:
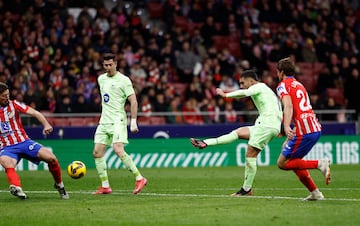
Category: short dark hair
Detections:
[
  {"x1": 103, "y1": 53, "x2": 116, "y2": 61},
  {"x1": 0, "y1": 82, "x2": 8, "y2": 94},
  {"x1": 241, "y1": 69, "x2": 260, "y2": 81},
  {"x1": 277, "y1": 57, "x2": 296, "y2": 76}
]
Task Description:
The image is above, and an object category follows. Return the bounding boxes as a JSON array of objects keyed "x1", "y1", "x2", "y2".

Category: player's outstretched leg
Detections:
[
  {"x1": 190, "y1": 138, "x2": 208, "y2": 149},
  {"x1": 318, "y1": 158, "x2": 331, "y2": 185}
]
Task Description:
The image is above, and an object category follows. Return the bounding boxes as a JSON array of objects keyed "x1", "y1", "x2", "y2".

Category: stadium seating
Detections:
[
  {"x1": 147, "y1": 1, "x2": 163, "y2": 19},
  {"x1": 138, "y1": 116, "x2": 166, "y2": 125},
  {"x1": 174, "y1": 16, "x2": 189, "y2": 31},
  {"x1": 49, "y1": 118, "x2": 71, "y2": 127},
  {"x1": 326, "y1": 88, "x2": 345, "y2": 106}
]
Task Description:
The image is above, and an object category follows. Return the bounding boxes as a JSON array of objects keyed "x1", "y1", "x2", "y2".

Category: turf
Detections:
[{"x1": 1, "y1": 165, "x2": 359, "y2": 226}]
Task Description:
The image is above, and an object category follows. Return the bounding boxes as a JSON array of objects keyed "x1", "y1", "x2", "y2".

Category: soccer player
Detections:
[
  {"x1": 276, "y1": 57, "x2": 331, "y2": 201},
  {"x1": 0, "y1": 82, "x2": 69, "y2": 200},
  {"x1": 92, "y1": 53, "x2": 147, "y2": 195},
  {"x1": 191, "y1": 70, "x2": 282, "y2": 196}
]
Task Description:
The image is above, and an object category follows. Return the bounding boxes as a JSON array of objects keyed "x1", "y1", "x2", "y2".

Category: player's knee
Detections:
[
  {"x1": 38, "y1": 148, "x2": 58, "y2": 163},
  {"x1": 277, "y1": 160, "x2": 286, "y2": 170},
  {"x1": 93, "y1": 150, "x2": 103, "y2": 158},
  {"x1": 0, "y1": 156, "x2": 17, "y2": 168},
  {"x1": 45, "y1": 154, "x2": 58, "y2": 164}
]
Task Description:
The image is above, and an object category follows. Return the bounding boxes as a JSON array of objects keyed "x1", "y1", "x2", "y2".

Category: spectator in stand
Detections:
[
  {"x1": 153, "y1": 93, "x2": 168, "y2": 113},
  {"x1": 198, "y1": 98, "x2": 216, "y2": 124},
  {"x1": 219, "y1": 48, "x2": 237, "y2": 76},
  {"x1": 89, "y1": 87, "x2": 102, "y2": 113},
  {"x1": 55, "y1": 95, "x2": 72, "y2": 113},
  {"x1": 224, "y1": 102, "x2": 237, "y2": 123},
  {"x1": 185, "y1": 77, "x2": 203, "y2": 102},
  {"x1": 219, "y1": 75, "x2": 240, "y2": 93},
  {"x1": 182, "y1": 98, "x2": 203, "y2": 124},
  {"x1": 316, "y1": 66, "x2": 334, "y2": 96},
  {"x1": 130, "y1": 61, "x2": 147, "y2": 93},
  {"x1": 344, "y1": 67, "x2": 360, "y2": 120},
  {"x1": 203, "y1": 79, "x2": 217, "y2": 100},
  {"x1": 302, "y1": 38, "x2": 318, "y2": 63},
  {"x1": 72, "y1": 94, "x2": 89, "y2": 113},
  {"x1": 167, "y1": 96, "x2": 183, "y2": 124},
  {"x1": 147, "y1": 59, "x2": 160, "y2": 86},
  {"x1": 176, "y1": 41, "x2": 201, "y2": 83},
  {"x1": 23, "y1": 86, "x2": 42, "y2": 110},
  {"x1": 139, "y1": 95, "x2": 152, "y2": 117}
]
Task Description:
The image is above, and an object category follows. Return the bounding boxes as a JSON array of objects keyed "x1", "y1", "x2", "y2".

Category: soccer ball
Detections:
[{"x1": 67, "y1": 161, "x2": 86, "y2": 179}]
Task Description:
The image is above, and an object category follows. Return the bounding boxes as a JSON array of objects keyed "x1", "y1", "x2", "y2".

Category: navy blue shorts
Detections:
[
  {"x1": 281, "y1": 132, "x2": 321, "y2": 159},
  {"x1": 0, "y1": 140, "x2": 43, "y2": 165}
]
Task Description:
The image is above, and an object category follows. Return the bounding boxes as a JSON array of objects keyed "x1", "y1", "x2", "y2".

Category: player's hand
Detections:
[
  {"x1": 216, "y1": 88, "x2": 226, "y2": 98},
  {"x1": 130, "y1": 118, "x2": 139, "y2": 133},
  {"x1": 43, "y1": 125, "x2": 53, "y2": 135},
  {"x1": 284, "y1": 126, "x2": 295, "y2": 140}
]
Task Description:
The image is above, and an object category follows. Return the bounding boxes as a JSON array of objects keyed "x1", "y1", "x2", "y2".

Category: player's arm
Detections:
[
  {"x1": 127, "y1": 93, "x2": 139, "y2": 133},
  {"x1": 281, "y1": 95, "x2": 295, "y2": 139},
  {"x1": 26, "y1": 107, "x2": 53, "y2": 135},
  {"x1": 216, "y1": 87, "x2": 255, "y2": 99}
]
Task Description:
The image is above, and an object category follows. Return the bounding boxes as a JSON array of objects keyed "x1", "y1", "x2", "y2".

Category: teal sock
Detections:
[
  {"x1": 95, "y1": 157, "x2": 109, "y2": 187},
  {"x1": 204, "y1": 130, "x2": 238, "y2": 146},
  {"x1": 120, "y1": 152, "x2": 143, "y2": 180},
  {"x1": 242, "y1": 157, "x2": 257, "y2": 191}
]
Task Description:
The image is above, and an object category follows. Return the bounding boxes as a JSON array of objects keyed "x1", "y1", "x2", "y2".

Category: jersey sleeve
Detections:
[
  {"x1": 226, "y1": 85, "x2": 259, "y2": 98},
  {"x1": 13, "y1": 100, "x2": 29, "y2": 113},
  {"x1": 124, "y1": 76, "x2": 135, "y2": 97},
  {"x1": 276, "y1": 82, "x2": 288, "y2": 99}
]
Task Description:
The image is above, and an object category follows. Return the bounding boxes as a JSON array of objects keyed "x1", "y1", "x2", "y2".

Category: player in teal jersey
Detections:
[
  {"x1": 191, "y1": 70, "x2": 282, "y2": 196},
  {"x1": 92, "y1": 53, "x2": 147, "y2": 195}
]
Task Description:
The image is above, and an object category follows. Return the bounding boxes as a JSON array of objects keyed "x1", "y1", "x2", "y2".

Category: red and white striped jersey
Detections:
[
  {"x1": 0, "y1": 100, "x2": 29, "y2": 147},
  {"x1": 277, "y1": 77, "x2": 322, "y2": 136}
]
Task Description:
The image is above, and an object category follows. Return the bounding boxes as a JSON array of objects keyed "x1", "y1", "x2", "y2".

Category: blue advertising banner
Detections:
[{"x1": 25, "y1": 122, "x2": 356, "y2": 140}]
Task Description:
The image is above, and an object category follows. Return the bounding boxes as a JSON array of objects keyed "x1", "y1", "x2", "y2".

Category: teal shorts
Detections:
[
  {"x1": 248, "y1": 125, "x2": 279, "y2": 150},
  {"x1": 94, "y1": 123, "x2": 128, "y2": 145}
]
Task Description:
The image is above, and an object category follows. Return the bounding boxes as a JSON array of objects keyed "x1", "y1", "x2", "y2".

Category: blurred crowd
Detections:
[{"x1": 0, "y1": 0, "x2": 360, "y2": 124}]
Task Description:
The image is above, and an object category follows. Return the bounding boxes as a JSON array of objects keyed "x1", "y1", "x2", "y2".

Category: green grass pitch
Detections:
[{"x1": 1, "y1": 165, "x2": 360, "y2": 226}]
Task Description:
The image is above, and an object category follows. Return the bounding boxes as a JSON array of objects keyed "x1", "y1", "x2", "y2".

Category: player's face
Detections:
[
  {"x1": 0, "y1": 89, "x2": 10, "y2": 107},
  {"x1": 103, "y1": 59, "x2": 117, "y2": 76},
  {"x1": 239, "y1": 77, "x2": 251, "y2": 89}
]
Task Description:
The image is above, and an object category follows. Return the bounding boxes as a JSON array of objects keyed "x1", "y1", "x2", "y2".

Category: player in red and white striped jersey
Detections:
[
  {"x1": 276, "y1": 58, "x2": 331, "y2": 201},
  {"x1": 0, "y1": 82, "x2": 69, "y2": 200}
]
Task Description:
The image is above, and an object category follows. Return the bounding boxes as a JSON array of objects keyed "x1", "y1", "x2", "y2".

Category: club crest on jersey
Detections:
[
  {"x1": 103, "y1": 93, "x2": 110, "y2": 103},
  {"x1": 1, "y1": 122, "x2": 10, "y2": 132},
  {"x1": 277, "y1": 86, "x2": 284, "y2": 92}
]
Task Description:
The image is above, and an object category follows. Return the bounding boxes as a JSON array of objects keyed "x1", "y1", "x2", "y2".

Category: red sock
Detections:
[
  {"x1": 5, "y1": 168, "x2": 21, "y2": 186},
  {"x1": 294, "y1": 169, "x2": 317, "y2": 192},
  {"x1": 284, "y1": 159, "x2": 318, "y2": 170},
  {"x1": 48, "y1": 160, "x2": 63, "y2": 184}
]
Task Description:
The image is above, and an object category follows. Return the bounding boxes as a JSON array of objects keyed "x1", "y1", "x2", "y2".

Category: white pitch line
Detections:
[{"x1": 1, "y1": 190, "x2": 360, "y2": 202}]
